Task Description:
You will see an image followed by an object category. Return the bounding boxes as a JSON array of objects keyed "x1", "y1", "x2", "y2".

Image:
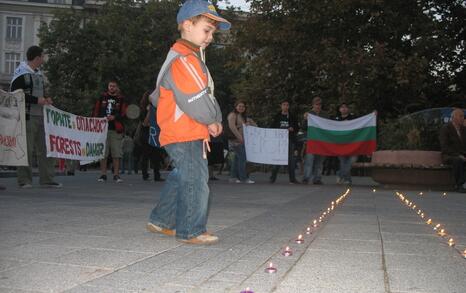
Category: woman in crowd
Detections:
[{"x1": 227, "y1": 100, "x2": 256, "y2": 183}]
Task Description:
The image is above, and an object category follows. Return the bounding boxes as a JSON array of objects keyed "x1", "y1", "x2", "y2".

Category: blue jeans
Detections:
[
  {"x1": 338, "y1": 156, "x2": 357, "y2": 182},
  {"x1": 230, "y1": 143, "x2": 248, "y2": 181},
  {"x1": 149, "y1": 140, "x2": 209, "y2": 240},
  {"x1": 303, "y1": 153, "x2": 324, "y2": 182}
]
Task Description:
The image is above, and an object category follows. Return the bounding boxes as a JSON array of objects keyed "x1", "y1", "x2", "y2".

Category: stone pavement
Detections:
[{"x1": 0, "y1": 171, "x2": 466, "y2": 293}]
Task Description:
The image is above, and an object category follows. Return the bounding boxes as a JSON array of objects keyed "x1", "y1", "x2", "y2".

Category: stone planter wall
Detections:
[{"x1": 370, "y1": 150, "x2": 455, "y2": 190}]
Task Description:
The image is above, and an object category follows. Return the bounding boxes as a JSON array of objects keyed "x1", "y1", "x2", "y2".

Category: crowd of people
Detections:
[{"x1": 5, "y1": 0, "x2": 465, "y2": 244}]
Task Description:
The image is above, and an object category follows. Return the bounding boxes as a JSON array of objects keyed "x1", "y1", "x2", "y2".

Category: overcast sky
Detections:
[{"x1": 218, "y1": 0, "x2": 250, "y2": 11}]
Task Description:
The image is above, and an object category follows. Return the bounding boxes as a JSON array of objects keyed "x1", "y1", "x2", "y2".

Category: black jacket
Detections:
[
  {"x1": 271, "y1": 111, "x2": 299, "y2": 143},
  {"x1": 439, "y1": 122, "x2": 466, "y2": 162}
]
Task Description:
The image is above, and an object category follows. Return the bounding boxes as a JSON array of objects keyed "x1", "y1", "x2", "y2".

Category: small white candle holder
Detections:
[
  {"x1": 448, "y1": 238, "x2": 455, "y2": 247},
  {"x1": 265, "y1": 262, "x2": 277, "y2": 273},
  {"x1": 295, "y1": 234, "x2": 304, "y2": 244},
  {"x1": 282, "y1": 246, "x2": 293, "y2": 256}
]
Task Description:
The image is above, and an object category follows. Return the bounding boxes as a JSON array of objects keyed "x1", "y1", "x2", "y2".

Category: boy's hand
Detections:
[{"x1": 208, "y1": 123, "x2": 222, "y2": 137}]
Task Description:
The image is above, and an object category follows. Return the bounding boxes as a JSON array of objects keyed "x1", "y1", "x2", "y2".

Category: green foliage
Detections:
[
  {"x1": 39, "y1": 0, "x2": 181, "y2": 115},
  {"x1": 378, "y1": 117, "x2": 441, "y2": 151},
  {"x1": 231, "y1": 0, "x2": 465, "y2": 124}
]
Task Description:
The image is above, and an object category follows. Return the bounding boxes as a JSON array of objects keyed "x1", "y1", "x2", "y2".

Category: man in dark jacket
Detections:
[
  {"x1": 10, "y1": 45, "x2": 62, "y2": 188},
  {"x1": 93, "y1": 80, "x2": 127, "y2": 183},
  {"x1": 270, "y1": 100, "x2": 300, "y2": 184},
  {"x1": 439, "y1": 108, "x2": 466, "y2": 193}
]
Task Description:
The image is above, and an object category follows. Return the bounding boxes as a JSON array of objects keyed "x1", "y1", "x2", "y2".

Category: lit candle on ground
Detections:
[
  {"x1": 426, "y1": 218, "x2": 432, "y2": 225},
  {"x1": 412, "y1": 205, "x2": 416, "y2": 210},
  {"x1": 306, "y1": 227, "x2": 312, "y2": 234},
  {"x1": 295, "y1": 234, "x2": 304, "y2": 244},
  {"x1": 240, "y1": 288, "x2": 254, "y2": 293},
  {"x1": 438, "y1": 229, "x2": 446, "y2": 237},
  {"x1": 420, "y1": 213, "x2": 425, "y2": 218},
  {"x1": 419, "y1": 192, "x2": 423, "y2": 196},
  {"x1": 417, "y1": 210, "x2": 421, "y2": 215},
  {"x1": 265, "y1": 262, "x2": 277, "y2": 273},
  {"x1": 463, "y1": 249, "x2": 466, "y2": 258},
  {"x1": 282, "y1": 246, "x2": 293, "y2": 256},
  {"x1": 372, "y1": 188, "x2": 376, "y2": 192},
  {"x1": 433, "y1": 224, "x2": 441, "y2": 231},
  {"x1": 318, "y1": 217, "x2": 322, "y2": 222},
  {"x1": 313, "y1": 220, "x2": 318, "y2": 227},
  {"x1": 442, "y1": 192, "x2": 447, "y2": 196},
  {"x1": 448, "y1": 238, "x2": 455, "y2": 247}
]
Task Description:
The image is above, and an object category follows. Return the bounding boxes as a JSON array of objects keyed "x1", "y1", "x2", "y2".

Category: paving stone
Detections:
[
  {"x1": 51, "y1": 248, "x2": 152, "y2": 269},
  {"x1": 0, "y1": 262, "x2": 110, "y2": 292},
  {"x1": 1, "y1": 173, "x2": 466, "y2": 292}
]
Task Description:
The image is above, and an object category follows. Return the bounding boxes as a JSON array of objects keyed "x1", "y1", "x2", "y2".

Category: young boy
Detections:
[{"x1": 146, "y1": 0, "x2": 230, "y2": 244}]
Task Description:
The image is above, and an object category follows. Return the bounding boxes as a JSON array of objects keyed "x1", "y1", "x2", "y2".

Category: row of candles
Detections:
[
  {"x1": 395, "y1": 191, "x2": 466, "y2": 259},
  {"x1": 240, "y1": 188, "x2": 352, "y2": 293}
]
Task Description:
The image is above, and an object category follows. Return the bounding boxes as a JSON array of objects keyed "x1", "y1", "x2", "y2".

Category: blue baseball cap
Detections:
[{"x1": 177, "y1": 0, "x2": 231, "y2": 31}]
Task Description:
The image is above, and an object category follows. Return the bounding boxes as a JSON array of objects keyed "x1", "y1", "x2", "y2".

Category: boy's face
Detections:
[{"x1": 182, "y1": 18, "x2": 217, "y2": 49}]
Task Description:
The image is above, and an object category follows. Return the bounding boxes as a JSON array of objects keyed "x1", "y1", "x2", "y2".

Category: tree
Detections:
[
  {"x1": 39, "y1": 0, "x2": 180, "y2": 116},
  {"x1": 230, "y1": 0, "x2": 465, "y2": 124}
]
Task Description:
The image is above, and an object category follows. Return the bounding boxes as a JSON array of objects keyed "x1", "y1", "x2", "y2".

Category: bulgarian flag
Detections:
[{"x1": 307, "y1": 112, "x2": 377, "y2": 156}]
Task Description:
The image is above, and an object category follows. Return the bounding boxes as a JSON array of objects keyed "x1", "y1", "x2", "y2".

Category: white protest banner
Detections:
[
  {"x1": 243, "y1": 125, "x2": 289, "y2": 165},
  {"x1": 43, "y1": 105, "x2": 108, "y2": 163},
  {"x1": 0, "y1": 89, "x2": 28, "y2": 166}
]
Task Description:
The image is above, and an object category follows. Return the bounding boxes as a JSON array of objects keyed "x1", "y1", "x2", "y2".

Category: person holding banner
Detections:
[
  {"x1": 227, "y1": 100, "x2": 256, "y2": 184},
  {"x1": 335, "y1": 102, "x2": 357, "y2": 184},
  {"x1": 93, "y1": 80, "x2": 127, "y2": 183},
  {"x1": 302, "y1": 96, "x2": 327, "y2": 185},
  {"x1": 10, "y1": 45, "x2": 62, "y2": 188},
  {"x1": 270, "y1": 100, "x2": 300, "y2": 184}
]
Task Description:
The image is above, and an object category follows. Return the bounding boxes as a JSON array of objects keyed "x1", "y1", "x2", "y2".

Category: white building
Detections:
[{"x1": 0, "y1": 0, "x2": 101, "y2": 90}]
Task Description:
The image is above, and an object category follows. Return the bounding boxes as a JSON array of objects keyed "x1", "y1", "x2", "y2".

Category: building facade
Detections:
[{"x1": 0, "y1": 0, "x2": 101, "y2": 90}]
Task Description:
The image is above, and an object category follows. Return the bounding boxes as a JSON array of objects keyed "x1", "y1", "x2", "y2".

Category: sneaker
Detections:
[
  {"x1": 97, "y1": 175, "x2": 107, "y2": 182},
  {"x1": 313, "y1": 180, "x2": 323, "y2": 185},
  {"x1": 19, "y1": 183, "x2": 33, "y2": 189},
  {"x1": 235, "y1": 179, "x2": 241, "y2": 183},
  {"x1": 302, "y1": 179, "x2": 309, "y2": 184},
  {"x1": 289, "y1": 180, "x2": 300, "y2": 184},
  {"x1": 179, "y1": 232, "x2": 219, "y2": 245},
  {"x1": 41, "y1": 182, "x2": 63, "y2": 188},
  {"x1": 113, "y1": 175, "x2": 123, "y2": 183},
  {"x1": 146, "y1": 222, "x2": 176, "y2": 236},
  {"x1": 336, "y1": 176, "x2": 342, "y2": 184},
  {"x1": 244, "y1": 179, "x2": 255, "y2": 184}
]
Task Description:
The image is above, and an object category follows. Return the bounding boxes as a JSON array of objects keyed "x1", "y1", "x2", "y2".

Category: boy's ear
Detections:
[{"x1": 181, "y1": 19, "x2": 192, "y2": 32}]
